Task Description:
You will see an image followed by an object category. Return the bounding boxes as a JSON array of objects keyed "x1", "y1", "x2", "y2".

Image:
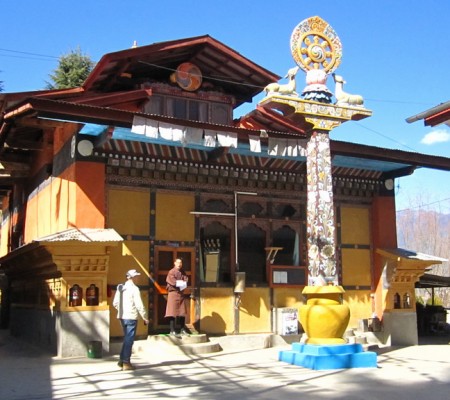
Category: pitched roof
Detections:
[{"x1": 83, "y1": 35, "x2": 280, "y2": 107}]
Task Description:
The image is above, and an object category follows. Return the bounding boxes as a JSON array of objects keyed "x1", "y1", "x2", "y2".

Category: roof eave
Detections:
[{"x1": 406, "y1": 101, "x2": 450, "y2": 124}]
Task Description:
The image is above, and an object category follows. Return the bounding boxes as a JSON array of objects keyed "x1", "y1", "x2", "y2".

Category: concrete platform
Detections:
[{"x1": 280, "y1": 343, "x2": 378, "y2": 370}]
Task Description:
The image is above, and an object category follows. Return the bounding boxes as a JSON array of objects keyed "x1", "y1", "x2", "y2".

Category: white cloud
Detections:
[{"x1": 420, "y1": 129, "x2": 450, "y2": 145}]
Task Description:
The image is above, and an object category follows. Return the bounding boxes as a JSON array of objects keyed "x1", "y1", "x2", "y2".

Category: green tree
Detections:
[{"x1": 46, "y1": 47, "x2": 95, "y2": 89}]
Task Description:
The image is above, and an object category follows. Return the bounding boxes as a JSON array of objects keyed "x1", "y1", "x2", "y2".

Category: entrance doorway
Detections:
[{"x1": 153, "y1": 246, "x2": 195, "y2": 331}]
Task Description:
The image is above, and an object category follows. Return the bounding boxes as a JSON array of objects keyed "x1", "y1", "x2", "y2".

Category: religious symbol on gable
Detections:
[{"x1": 170, "y1": 62, "x2": 203, "y2": 91}]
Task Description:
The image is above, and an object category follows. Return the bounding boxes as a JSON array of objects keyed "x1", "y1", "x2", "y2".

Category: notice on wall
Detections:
[{"x1": 273, "y1": 271, "x2": 288, "y2": 284}]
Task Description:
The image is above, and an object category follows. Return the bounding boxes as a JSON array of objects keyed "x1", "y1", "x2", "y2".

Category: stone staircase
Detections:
[
  {"x1": 344, "y1": 328, "x2": 385, "y2": 350},
  {"x1": 131, "y1": 332, "x2": 305, "y2": 357},
  {"x1": 140, "y1": 333, "x2": 221, "y2": 355}
]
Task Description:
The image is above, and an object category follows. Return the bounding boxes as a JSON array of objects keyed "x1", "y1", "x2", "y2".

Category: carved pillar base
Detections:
[{"x1": 300, "y1": 286, "x2": 350, "y2": 344}]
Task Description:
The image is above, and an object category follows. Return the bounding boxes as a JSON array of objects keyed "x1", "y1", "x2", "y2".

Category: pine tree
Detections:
[{"x1": 46, "y1": 47, "x2": 95, "y2": 89}]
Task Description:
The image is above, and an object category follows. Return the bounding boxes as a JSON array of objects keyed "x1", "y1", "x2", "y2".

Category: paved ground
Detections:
[{"x1": 0, "y1": 329, "x2": 449, "y2": 400}]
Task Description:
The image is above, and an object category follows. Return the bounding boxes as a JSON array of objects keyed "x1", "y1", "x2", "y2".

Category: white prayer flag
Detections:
[
  {"x1": 159, "y1": 122, "x2": 173, "y2": 140},
  {"x1": 249, "y1": 135, "x2": 261, "y2": 153},
  {"x1": 217, "y1": 131, "x2": 238, "y2": 148},
  {"x1": 204, "y1": 130, "x2": 217, "y2": 147},
  {"x1": 185, "y1": 127, "x2": 204, "y2": 145},
  {"x1": 145, "y1": 119, "x2": 159, "y2": 138},
  {"x1": 131, "y1": 116, "x2": 146, "y2": 135}
]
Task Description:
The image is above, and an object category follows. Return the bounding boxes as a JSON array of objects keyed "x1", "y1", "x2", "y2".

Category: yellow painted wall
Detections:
[
  {"x1": 341, "y1": 207, "x2": 370, "y2": 245},
  {"x1": 107, "y1": 188, "x2": 150, "y2": 235},
  {"x1": 273, "y1": 288, "x2": 304, "y2": 309},
  {"x1": 25, "y1": 178, "x2": 76, "y2": 243},
  {"x1": 108, "y1": 241, "x2": 150, "y2": 337},
  {"x1": 108, "y1": 241, "x2": 150, "y2": 283},
  {"x1": 155, "y1": 192, "x2": 195, "y2": 241},
  {"x1": 341, "y1": 248, "x2": 371, "y2": 286},
  {"x1": 343, "y1": 290, "x2": 373, "y2": 328},
  {"x1": 199, "y1": 287, "x2": 234, "y2": 334},
  {"x1": 25, "y1": 181, "x2": 49, "y2": 242},
  {"x1": 340, "y1": 205, "x2": 373, "y2": 329},
  {"x1": 107, "y1": 188, "x2": 151, "y2": 337},
  {"x1": 239, "y1": 288, "x2": 271, "y2": 333}
]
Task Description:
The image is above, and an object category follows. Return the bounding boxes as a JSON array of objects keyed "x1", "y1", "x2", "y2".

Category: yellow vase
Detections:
[{"x1": 300, "y1": 285, "x2": 350, "y2": 344}]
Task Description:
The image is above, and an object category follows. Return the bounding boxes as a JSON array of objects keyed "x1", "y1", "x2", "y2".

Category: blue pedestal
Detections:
[{"x1": 279, "y1": 343, "x2": 377, "y2": 370}]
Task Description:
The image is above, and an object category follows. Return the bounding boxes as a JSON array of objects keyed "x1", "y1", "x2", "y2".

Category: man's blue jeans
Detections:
[{"x1": 119, "y1": 319, "x2": 137, "y2": 363}]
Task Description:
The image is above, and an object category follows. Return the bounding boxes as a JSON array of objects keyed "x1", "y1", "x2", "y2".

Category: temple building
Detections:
[{"x1": 1, "y1": 20, "x2": 449, "y2": 357}]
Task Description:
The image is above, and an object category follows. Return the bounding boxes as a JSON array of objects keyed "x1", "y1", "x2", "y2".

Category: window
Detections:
[
  {"x1": 238, "y1": 223, "x2": 266, "y2": 283},
  {"x1": 272, "y1": 225, "x2": 300, "y2": 266},
  {"x1": 144, "y1": 94, "x2": 230, "y2": 124},
  {"x1": 211, "y1": 104, "x2": 230, "y2": 125},
  {"x1": 146, "y1": 95, "x2": 163, "y2": 115},
  {"x1": 200, "y1": 222, "x2": 232, "y2": 283}
]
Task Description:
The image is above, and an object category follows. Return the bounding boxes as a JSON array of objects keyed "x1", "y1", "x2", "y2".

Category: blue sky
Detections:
[{"x1": 1, "y1": 0, "x2": 450, "y2": 213}]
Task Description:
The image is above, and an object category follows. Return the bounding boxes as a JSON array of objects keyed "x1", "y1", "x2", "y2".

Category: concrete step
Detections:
[
  {"x1": 136, "y1": 333, "x2": 222, "y2": 356},
  {"x1": 347, "y1": 335, "x2": 368, "y2": 345},
  {"x1": 112, "y1": 332, "x2": 306, "y2": 359},
  {"x1": 209, "y1": 333, "x2": 271, "y2": 351},
  {"x1": 148, "y1": 333, "x2": 209, "y2": 345},
  {"x1": 344, "y1": 328, "x2": 356, "y2": 338}
]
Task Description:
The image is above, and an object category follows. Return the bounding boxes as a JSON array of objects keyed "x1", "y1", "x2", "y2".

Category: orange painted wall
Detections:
[
  {"x1": 24, "y1": 161, "x2": 105, "y2": 243},
  {"x1": 73, "y1": 162, "x2": 105, "y2": 227}
]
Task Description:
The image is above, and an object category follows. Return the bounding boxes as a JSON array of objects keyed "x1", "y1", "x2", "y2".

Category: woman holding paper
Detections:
[{"x1": 165, "y1": 258, "x2": 189, "y2": 336}]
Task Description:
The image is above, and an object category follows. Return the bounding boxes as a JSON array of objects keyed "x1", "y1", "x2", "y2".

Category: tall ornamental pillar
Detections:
[
  {"x1": 305, "y1": 129, "x2": 337, "y2": 286},
  {"x1": 260, "y1": 16, "x2": 372, "y2": 344}
]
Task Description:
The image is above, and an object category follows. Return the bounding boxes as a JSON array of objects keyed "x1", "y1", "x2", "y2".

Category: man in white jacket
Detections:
[{"x1": 113, "y1": 269, "x2": 149, "y2": 370}]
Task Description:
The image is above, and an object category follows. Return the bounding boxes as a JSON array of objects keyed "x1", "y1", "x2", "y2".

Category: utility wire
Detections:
[
  {"x1": 353, "y1": 122, "x2": 419, "y2": 152},
  {"x1": 0, "y1": 47, "x2": 444, "y2": 109},
  {"x1": 1, "y1": 46, "x2": 447, "y2": 151},
  {"x1": 397, "y1": 197, "x2": 450, "y2": 213},
  {"x1": 0, "y1": 47, "x2": 59, "y2": 60},
  {"x1": 365, "y1": 98, "x2": 433, "y2": 106},
  {"x1": 138, "y1": 60, "x2": 264, "y2": 89}
]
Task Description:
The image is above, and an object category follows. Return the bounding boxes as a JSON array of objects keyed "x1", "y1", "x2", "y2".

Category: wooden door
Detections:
[{"x1": 153, "y1": 246, "x2": 195, "y2": 330}]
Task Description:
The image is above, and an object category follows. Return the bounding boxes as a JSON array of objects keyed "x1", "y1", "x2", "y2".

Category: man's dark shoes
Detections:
[
  {"x1": 117, "y1": 360, "x2": 123, "y2": 368},
  {"x1": 169, "y1": 331, "x2": 181, "y2": 338},
  {"x1": 180, "y1": 328, "x2": 190, "y2": 336}
]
